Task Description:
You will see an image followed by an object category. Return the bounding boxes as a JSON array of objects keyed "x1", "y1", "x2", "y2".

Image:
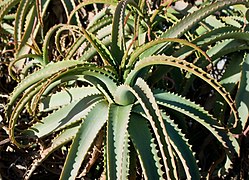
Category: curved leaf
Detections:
[
  {"x1": 24, "y1": 94, "x2": 104, "y2": 138},
  {"x1": 111, "y1": 0, "x2": 137, "y2": 65},
  {"x1": 67, "y1": 0, "x2": 118, "y2": 24},
  {"x1": 81, "y1": 27, "x2": 116, "y2": 67},
  {"x1": 125, "y1": 37, "x2": 211, "y2": 73},
  {"x1": 126, "y1": 55, "x2": 239, "y2": 129},
  {"x1": 60, "y1": 100, "x2": 108, "y2": 180},
  {"x1": 24, "y1": 125, "x2": 79, "y2": 179},
  {"x1": 154, "y1": 90, "x2": 238, "y2": 157},
  {"x1": 39, "y1": 87, "x2": 101, "y2": 112},
  {"x1": 6, "y1": 60, "x2": 82, "y2": 118},
  {"x1": 142, "y1": 0, "x2": 249, "y2": 57}
]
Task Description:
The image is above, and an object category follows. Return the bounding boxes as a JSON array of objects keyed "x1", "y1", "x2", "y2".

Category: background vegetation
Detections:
[{"x1": 1, "y1": 0, "x2": 249, "y2": 179}]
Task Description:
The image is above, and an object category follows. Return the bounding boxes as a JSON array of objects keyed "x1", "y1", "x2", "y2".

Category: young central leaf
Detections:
[{"x1": 114, "y1": 84, "x2": 135, "y2": 105}]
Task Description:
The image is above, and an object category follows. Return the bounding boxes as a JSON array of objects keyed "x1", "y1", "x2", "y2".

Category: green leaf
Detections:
[
  {"x1": 233, "y1": 53, "x2": 249, "y2": 130},
  {"x1": 61, "y1": 0, "x2": 81, "y2": 25},
  {"x1": 24, "y1": 125, "x2": 79, "y2": 179},
  {"x1": 125, "y1": 37, "x2": 211, "y2": 76},
  {"x1": 67, "y1": 0, "x2": 118, "y2": 24},
  {"x1": 141, "y1": 0, "x2": 249, "y2": 57},
  {"x1": 126, "y1": 55, "x2": 239, "y2": 129},
  {"x1": 81, "y1": 27, "x2": 116, "y2": 67},
  {"x1": 161, "y1": 112, "x2": 200, "y2": 180},
  {"x1": 7, "y1": 60, "x2": 81, "y2": 118},
  {"x1": 60, "y1": 100, "x2": 108, "y2": 180},
  {"x1": 114, "y1": 84, "x2": 136, "y2": 105},
  {"x1": 129, "y1": 113, "x2": 164, "y2": 179},
  {"x1": 107, "y1": 104, "x2": 133, "y2": 180},
  {"x1": 154, "y1": 90, "x2": 237, "y2": 158},
  {"x1": 111, "y1": 0, "x2": 137, "y2": 65},
  {"x1": 0, "y1": 0, "x2": 19, "y2": 22},
  {"x1": 42, "y1": 24, "x2": 65, "y2": 64},
  {"x1": 25, "y1": 94, "x2": 104, "y2": 138},
  {"x1": 130, "y1": 78, "x2": 178, "y2": 179},
  {"x1": 39, "y1": 87, "x2": 101, "y2": 112}
]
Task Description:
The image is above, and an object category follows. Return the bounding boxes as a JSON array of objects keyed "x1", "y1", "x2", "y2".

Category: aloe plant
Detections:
[{"x1": 2, "y1": 0, "x2": 249, "y2": 179}]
